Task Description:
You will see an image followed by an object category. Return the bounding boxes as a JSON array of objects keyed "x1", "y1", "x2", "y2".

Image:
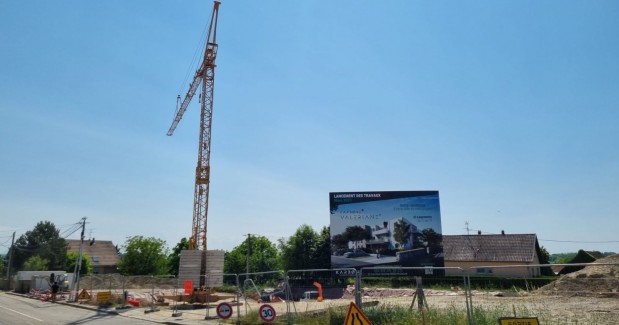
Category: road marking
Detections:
[{"x1": 0, "y1": 304, "x2": 44, "y2": 322}]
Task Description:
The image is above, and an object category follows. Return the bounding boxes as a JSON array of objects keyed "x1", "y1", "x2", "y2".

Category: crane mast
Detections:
[{"x1": 168, "y1": 0, "x2": 220, "y2": 253}]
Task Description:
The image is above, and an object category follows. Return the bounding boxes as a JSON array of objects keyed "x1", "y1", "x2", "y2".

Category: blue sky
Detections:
[{"x1": 1, "y1": 1, "x2": 618, "y2": 255}]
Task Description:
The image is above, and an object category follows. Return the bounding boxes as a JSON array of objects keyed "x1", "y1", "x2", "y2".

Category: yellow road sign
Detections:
[
  {"x1": 78, "y1": 289, "x2": 90, "y2": 300},
  {"x1": 344, "y1": 302, "x2": 373, "y2": 325},
  {"x1": 498, "y1": 317, "x2": 540, "y2": 325},
  {"x1": 97, "y1": 291, "x2": 111, "y2": 302}
]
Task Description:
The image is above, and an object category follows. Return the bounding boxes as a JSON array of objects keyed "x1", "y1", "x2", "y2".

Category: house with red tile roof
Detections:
[{"x1": 66, "y1": 239, "x2": 120, "y2": 274}]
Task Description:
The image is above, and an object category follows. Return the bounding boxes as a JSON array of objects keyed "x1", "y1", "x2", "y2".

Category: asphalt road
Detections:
[{"x1": 0, "y1": 293, "x2": 156, "y2": 325}]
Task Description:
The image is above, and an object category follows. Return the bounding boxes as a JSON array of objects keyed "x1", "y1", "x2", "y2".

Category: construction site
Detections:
[
  {"x1": 130, "y1": 1, "x2": 619, "y2": 324},
  {"x1": 3, "y1": 1, "x2": 619, "y2": 324},
  {"x1": 23, "y1": 253, "x2": 619, "y2": 324}
]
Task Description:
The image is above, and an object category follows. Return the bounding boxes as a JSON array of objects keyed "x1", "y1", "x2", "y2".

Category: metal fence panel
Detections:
[
  {"x1": 13, "y1": 260, "x2": 617, "y2": 324},
  {"x1": 285, "y1": 268, "x2": 358, "y2": 324},
  {"x1": 358, "y1": 267, "x2": 471, "y2": 322},
  {"x1": 229, "y1": 270, "x2": 286, "y2": 323}
]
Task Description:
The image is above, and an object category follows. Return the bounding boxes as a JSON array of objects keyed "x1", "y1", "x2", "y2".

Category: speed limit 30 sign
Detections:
[
  {"x1": 259, "y1": 304, "x2": 276, "y2": 322},
  {"x1": 216, "y1": 302, "x2": 233, "y2": 319}
]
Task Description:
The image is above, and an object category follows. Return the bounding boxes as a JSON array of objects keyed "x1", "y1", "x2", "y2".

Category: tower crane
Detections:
[{"x1": 167, "y1": 0, "x2": 221, "y2": 253}]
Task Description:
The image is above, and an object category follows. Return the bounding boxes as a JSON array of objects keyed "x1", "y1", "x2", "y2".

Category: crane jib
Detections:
[{"x1": 166, "y1": 75, "x2": 204, "y2": 136}]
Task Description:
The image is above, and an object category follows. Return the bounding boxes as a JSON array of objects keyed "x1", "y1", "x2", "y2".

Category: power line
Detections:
[
  {"x1": 60, "y1": 219, "x2": 88, "y2": 239},
  {"x1": 61, "y1": 224, "x2": 82, "y2": 238},
  {"x1": 462, "y1": 224, "x2": 619, "y2": 244},
  {"x1": 0, "y1": 234, "x2": 18, "y2": 240},
  {"x1": 1, "y1": 237, "x2": 12, "y2": 246}
]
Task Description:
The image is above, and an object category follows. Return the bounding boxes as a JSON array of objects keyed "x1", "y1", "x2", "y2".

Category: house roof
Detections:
[
  {"x1": 583, "y1": 250, "x2": 605, "y2": 260},
  {"x1": 559, "y1": 249, "x2": 605, "y2": 275},
  {"x1": 443, "y1": 234, "x2": 538, "y2": 263},
  {"x1": 568, "y1": 249, "x2": 603, "y2": 263},
  {"x1": 66, "y1": 239, "x2": 121, "y2": 267}
]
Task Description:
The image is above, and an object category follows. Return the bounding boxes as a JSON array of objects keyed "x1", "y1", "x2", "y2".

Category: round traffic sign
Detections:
[
  {"x1": 216, "y1": 302, "x2": 233, "y2": 319},
  {"x1": 259, "y1": 304, "x2": 276, "y2": 322}
]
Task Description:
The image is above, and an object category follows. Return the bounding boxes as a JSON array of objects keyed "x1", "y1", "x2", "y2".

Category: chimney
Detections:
[
  {"x1": 501, "y1": 230, "x2": 505, "y2": 235},
  {"x1": 477, "y1": 230, "x2": 481, "y2": 235}
]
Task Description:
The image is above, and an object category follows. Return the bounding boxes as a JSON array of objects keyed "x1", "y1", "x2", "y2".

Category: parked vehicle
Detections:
[{"x1": 344, "y1": 251, "x2": 370, "y2": 258}]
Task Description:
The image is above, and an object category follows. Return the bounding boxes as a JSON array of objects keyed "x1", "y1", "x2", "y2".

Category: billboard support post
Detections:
[{"x1": 355, "y1": 270, "x2": 362, "y2": 308}]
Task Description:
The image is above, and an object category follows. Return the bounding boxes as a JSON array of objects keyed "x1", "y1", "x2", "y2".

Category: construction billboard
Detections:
[{"x1": 329, "y1": 191, "x2": 444, "y2": 271}]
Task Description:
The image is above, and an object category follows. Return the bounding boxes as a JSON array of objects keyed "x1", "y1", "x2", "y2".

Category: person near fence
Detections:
[{"x1": 50, "y1": 281, "x2": 59, "y2": 302}]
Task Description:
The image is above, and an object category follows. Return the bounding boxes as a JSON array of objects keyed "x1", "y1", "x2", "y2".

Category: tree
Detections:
[
  {"x1": 538, "y1": 245, "x2": 554, "y2": 276},
  {"x1": 168, "y1": 237, "x2": 189, "y2": 276},
  {"x1": 23, "y1": 256, "x2": 49, "y2": 271},
  {"x1": 314, "y1": 226, "x2": 332, "y2": 268},
  {"x1": 538, "y1": 245, "x2": 551, "y2": 264},
  {"x1": 118, "y1": 236, "x2": 169, "y2": 275},
  {"x1": 279, "y1": 224, "x2": 327, "y2": 271},
  {"x1": 224, "y1": 235, "x2": 281, "y2": 275},
  {"x1": 342, "y1": 226, "x2": 371, "y2": 250},
  {"x1": 393, "y1": 219, "x2": 410, "y2": 249},
  {"x1": 13, "y1": 221, "x2": 68, "y2": 271},
  {"x1": 65, "y1": 252, "x2": 92, "y2": 275},
  {"x1": 331, "y1": 234, "x2": 348, "y2": 250},
  {"x1": 551, "y1": 252, "x2": 577, "y2": 264},
  {"x1": 0, "y1": 255, "x2": 5, "y2": 275},
  {"x1": 420, "y1": 228, "x2": 443, "y2": 252}
]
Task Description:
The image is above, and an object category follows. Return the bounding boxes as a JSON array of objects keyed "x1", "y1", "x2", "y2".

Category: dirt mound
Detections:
[{"x1": 536, "y1": 254, "x2": 619, "y2": 297}]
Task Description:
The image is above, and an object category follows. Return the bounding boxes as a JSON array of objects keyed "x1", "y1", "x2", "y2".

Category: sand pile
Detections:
[{"x1": 536, "y1": 254, "x2": 619, "y2": 297}]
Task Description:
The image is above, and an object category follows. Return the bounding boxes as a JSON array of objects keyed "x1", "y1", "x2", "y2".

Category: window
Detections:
[
  {"x1": 91, "y1": 256, "x2": 100, "y2": 262},
  {"x1": 476, "y1": 267, "x2": 493, "y2": 274}
]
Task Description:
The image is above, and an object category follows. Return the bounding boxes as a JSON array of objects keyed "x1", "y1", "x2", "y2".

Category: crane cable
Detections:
[{"x1": 176, "y1": 20, "x2": 211, "y2": 104}]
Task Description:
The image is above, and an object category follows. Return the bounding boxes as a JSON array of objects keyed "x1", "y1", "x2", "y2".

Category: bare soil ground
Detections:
[{"x1": 340, "y1": 255, "x2": 619, "y2": 324}]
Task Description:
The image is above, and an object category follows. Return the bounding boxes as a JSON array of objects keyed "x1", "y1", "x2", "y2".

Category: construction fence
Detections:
[{"x1": 14, "y1": 261, "x2": 619, "y2": 325}]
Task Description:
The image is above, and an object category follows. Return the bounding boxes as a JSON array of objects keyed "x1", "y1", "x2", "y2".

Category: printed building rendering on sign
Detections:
[{"x1": 330, "y1": 191, "x2": 444, "y2": 271}]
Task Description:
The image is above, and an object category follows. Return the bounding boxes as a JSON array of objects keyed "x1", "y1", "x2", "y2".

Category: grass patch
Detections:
[
  {"x1": 230, "y1": 304, "x2": 474, "y2": 325},
  {"x1": 226, "y1": 301, "x2": 610, "y2": 325}
]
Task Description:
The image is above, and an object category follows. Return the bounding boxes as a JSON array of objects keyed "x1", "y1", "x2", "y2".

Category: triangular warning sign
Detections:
[
  {"x1": 78, "y1": 289, "x2": 90, "y2": 300},
  {"x1": 344, "y1": 302, "x2": 373, "y2": 325}
]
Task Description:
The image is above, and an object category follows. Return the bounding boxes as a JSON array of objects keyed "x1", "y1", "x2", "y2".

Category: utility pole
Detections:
[
  {"x1": 245, "y1": 234, "x2": 251, "y2": 280},
  {"x1": 6, "y1": 231, "x2": 15, "y2": 290},
  {"x1": 73, "y1": 217, "x2": 86, "y2": 301}
]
